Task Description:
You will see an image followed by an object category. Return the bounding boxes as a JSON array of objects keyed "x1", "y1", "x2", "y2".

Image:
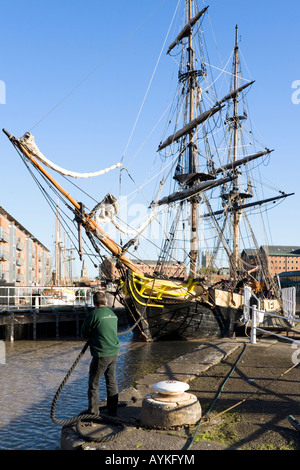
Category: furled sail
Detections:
[
  {"x1": 202, "y1": 193, "x2": 294, "y2": 218},
  {"x1": 157, "y1": 81, "x2": 254, "y2": 153},
  {"x1": 157, "y1": 104, "x2": 223, "y2": 152},
  {"x1": 152, "y1": 175, "x2": 237, "y2": 207},
  {"x1": 91, "y1": 194, "x2": 119, "y2": 223},
  {"x1": 214, "y1": 149, "x2": 273, "y2": 175},
  {"x1": 218, "y1": 80, "x2": 255, "y2": 105},
  {"x1": 167, "y1": 6, "x2": 209, "y2": 54},
  {"x1": 19, "y1": 132, "x2": 122, "y2": 178}
]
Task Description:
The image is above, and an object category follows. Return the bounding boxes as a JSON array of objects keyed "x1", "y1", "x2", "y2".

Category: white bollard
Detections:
[
  {"x1": 251, "y1": 306, "x2": 257, "y2": 344},
  {"x1": 141, "y1": 380, "x2": 201, "y2": 427}
]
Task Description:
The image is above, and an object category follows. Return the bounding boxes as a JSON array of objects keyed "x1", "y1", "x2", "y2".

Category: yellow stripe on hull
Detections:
[{"x1": 121, "y1": 272, "x2": 199, "y2": 305}]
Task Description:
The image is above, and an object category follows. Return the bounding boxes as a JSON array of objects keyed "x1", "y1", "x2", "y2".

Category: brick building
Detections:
[
  {"x1": 241, "y1": 245, "x2": 300, "y2": 278},
  {"x1": 0, "y1": 206, "x2": 51, "y2": 286},
  {"x1": 100, "y1": 257, "x2": 187, "y2": 280}
]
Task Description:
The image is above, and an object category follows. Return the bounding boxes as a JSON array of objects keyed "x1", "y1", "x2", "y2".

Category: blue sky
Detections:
[{"x1": 0, "y1": 0, "x2": 299, "y2": 278}]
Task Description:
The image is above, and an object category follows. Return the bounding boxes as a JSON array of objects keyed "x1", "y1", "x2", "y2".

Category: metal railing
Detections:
[
  {"x1": 281, "y1": 286, "x2": 296, "y2": 327},
  {"x1": 0, "y1": 286, "x2": 95, "y2": 310},
  {"x1": 250, "y1": 305, "x2": 300, "y2": 345}
]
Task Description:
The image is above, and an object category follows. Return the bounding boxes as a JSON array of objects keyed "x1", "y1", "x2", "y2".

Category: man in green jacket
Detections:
[{"x1": 81, "y1": 291, "x2": 120, "y2": 416}]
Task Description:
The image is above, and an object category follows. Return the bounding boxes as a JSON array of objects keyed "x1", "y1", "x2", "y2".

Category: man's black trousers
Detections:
[{"x1": 88, "y1": 355, "x2": 118, "y2": 415}]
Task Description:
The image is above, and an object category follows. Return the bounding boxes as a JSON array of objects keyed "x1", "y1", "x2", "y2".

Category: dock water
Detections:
[{"x1": 0, "y1": 331, "x2": 206, "y2": 450}]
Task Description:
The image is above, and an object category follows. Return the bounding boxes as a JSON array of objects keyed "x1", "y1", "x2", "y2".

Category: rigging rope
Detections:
[
  {"x1": 29, "y1": 0, "x2": 168, "y2": 132},
  {"x1": 50, "y1": 314, "x2": 145, "y2": 428},
  {"x1": 122, "y1": 0, "x2": 181, "y2": 162},
  {"x1": 14, "y1": 142, "x2": 104, "y2": 272},
  {"x1": 19, "y1": 132, "x2": 122, "y2": 179},
  {"x1": 50, "y1": 278, "x2": 155, "y2": 437}
]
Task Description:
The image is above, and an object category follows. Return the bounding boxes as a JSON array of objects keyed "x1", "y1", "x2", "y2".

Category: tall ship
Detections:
[{"x1": 3, "y1": 1, "x2": 294, "y2": 340}]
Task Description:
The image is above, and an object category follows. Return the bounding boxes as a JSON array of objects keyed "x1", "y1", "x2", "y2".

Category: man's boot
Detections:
[{"x1": 107, "y1": 393, "x2": 118, "y2": 416}]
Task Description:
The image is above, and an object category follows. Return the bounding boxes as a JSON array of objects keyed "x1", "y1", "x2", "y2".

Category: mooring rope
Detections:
[
  {"x1": 50, "y1": 316, "x2": 143, "y2": 427},
  {"x1": 50, "y1": 337, "x2": 131, "y2": 443},
  {"x1": 50, "y1": 340, "x2": 90, "y2": 426}
]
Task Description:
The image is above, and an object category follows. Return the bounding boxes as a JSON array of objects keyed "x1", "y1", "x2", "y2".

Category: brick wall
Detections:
[{"x1": 0, "y1": 207, "x2": 51, "y2": 286}]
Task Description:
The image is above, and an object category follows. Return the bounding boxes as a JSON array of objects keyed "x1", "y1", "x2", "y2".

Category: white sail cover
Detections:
[
  {"x1": 94, "y1": 194, "x2": 119, "y2": 224},
  {"x1": 19, "y1": 132, "x2": 122, "y2": 178},
  {"x1": 93, "y1": 194, "x2": 158, "y2": 236},
  {"x1": 111, "y1": 209, "x2": 158, "y2": 236}
]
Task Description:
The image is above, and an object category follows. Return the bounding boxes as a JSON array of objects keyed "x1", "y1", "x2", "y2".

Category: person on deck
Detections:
[{"x1": 81, "y1": 291, "x2": 119, "y2": 416}]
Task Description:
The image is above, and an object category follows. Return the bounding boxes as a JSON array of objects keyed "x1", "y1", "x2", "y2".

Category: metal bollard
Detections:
[{"x1": 251, "y1": 306, "x2": 257, "y2": 344}]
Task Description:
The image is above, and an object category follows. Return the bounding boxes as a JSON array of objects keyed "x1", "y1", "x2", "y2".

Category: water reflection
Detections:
[{"x1": 0, "y1": 332, "x2": 202, "y2": 450}]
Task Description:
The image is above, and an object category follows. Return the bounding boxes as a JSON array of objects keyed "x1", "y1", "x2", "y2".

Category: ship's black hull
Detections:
[
  {"x1": 125, "y1": 295, "x2": 242, "y2": 341},
  {"x1": 122, "y1": 270, "x2": 245, "y2": 341}
]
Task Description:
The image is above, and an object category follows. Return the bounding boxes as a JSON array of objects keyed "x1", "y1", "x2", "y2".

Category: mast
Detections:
[
  {"x1": 221, "y1": 25, "x2": 253, "y2": 278},
  {"x1": 157, "y1": 1, "x2": 221, "y2": 277},
  {"x1": 188, "y1": 0, "x2": 198, "y2": 278},
  {"x1": 55, "y1": 202, "x2": 61, "y2": 286},
  {"x1": 232, "y1": 25, "x2": 240, "y2": 276},
  {"x1": 63, "y1": 231, "x2": 66, "y2": 285}
]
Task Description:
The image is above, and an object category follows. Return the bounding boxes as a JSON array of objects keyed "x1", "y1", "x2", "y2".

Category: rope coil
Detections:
[
  {"x1": 50, "y1": 312, "x2": 145, "y2": 426},
  {"x1": 50, "y1": 339, "x2": 127, "y2": 444}
]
